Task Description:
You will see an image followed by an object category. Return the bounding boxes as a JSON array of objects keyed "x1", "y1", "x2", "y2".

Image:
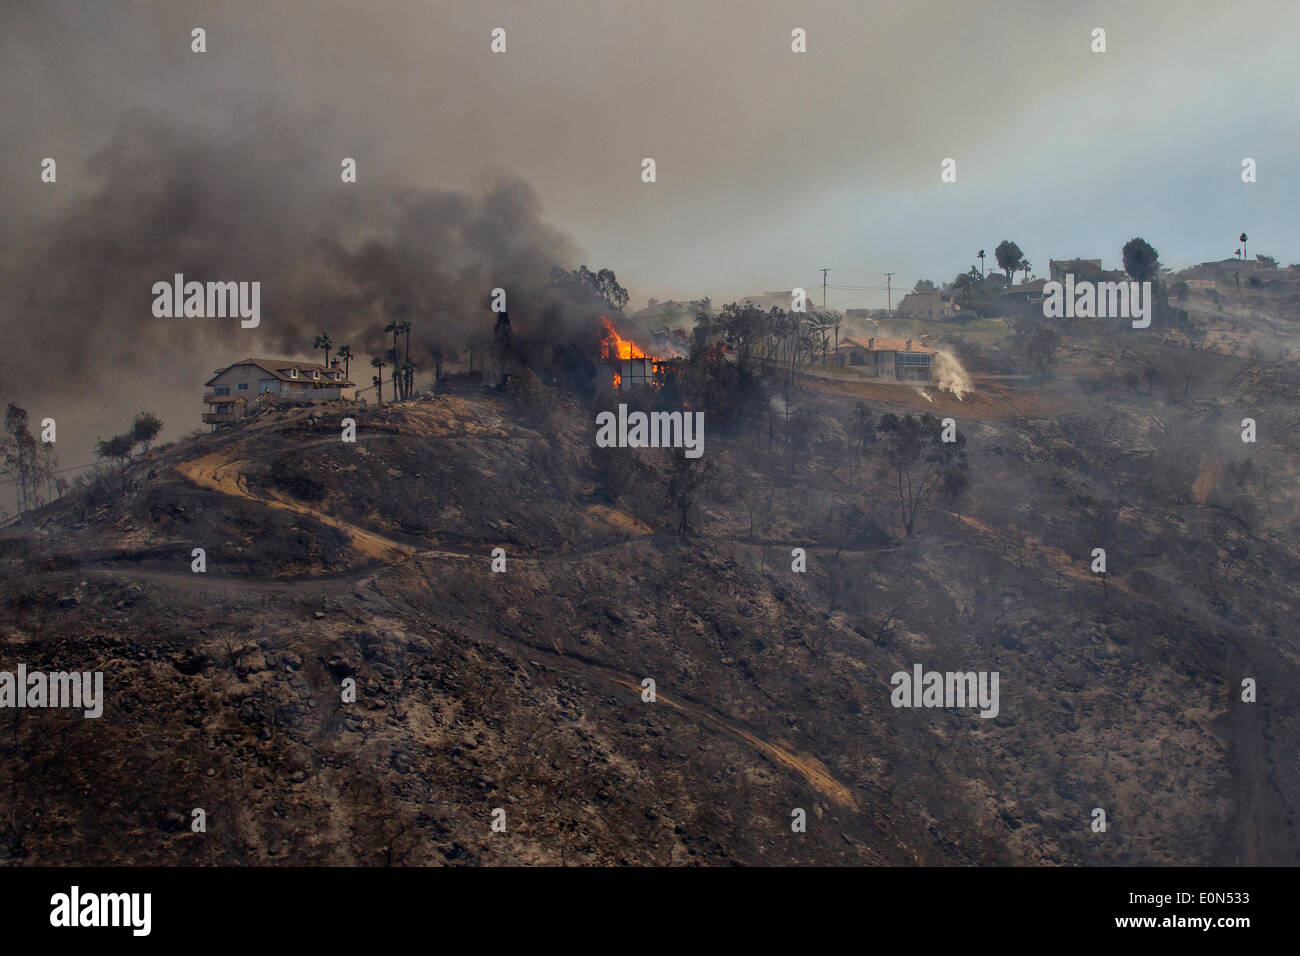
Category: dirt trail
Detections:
[
  {"x1": 612, "y1": 677, "x2": 859, "y2": 810},
  {"x1": 175, "y1": 448, "x2": 861, "y2": 814},
  {"x1": 177, "y1": 452, "x2": 415, "y2": 562}
]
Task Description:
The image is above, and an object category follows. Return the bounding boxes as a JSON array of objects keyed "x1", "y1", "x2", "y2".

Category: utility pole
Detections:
[
  {"x1": 884, "y1": 273, "x2": 895, "y2": 312},
  {"x1": 820, "y1": 268, "x2": 829, "y2": 309}
]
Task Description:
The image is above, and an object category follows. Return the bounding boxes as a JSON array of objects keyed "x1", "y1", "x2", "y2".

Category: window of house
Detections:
[
  {"x1": 215, "y1": 386, "x2": 230, "y2": 395},
  {"x1": 290, "y1": 369, "x2": 298, "y2": 378},
  {"x1": 238, "y1": 382, "x2": 248, "y2": 390},
  {"x1": 313, "y1": 370, "x2": 319, "y2": 380}
]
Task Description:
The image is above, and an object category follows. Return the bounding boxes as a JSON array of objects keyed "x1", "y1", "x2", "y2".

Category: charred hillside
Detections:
[{"x1": 2, "y1": 322, "x2": 1299, "y2": 864}]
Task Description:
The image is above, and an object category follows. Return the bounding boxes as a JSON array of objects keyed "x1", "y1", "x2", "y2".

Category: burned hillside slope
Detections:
[{"x1": 1, "y1": 373, "x2": 1297, "y2": 865}]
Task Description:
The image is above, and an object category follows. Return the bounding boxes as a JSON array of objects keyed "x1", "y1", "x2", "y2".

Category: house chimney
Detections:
[{"x1": 905, "y1": 339, "x2": 912, "y2": 350}]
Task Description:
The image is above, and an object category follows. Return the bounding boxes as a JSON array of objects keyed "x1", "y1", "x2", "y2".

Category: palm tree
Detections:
[
  {"x1": 386, "y1": 347, "x2": 400, "y2": 400},
  {"x1": 1239, "y1": 233, "x2": 1248, "y2": 260},
  {"x1": 977, "y1": 249, "x2": 986, "y2": 277},
  {"x1": 313, "y1": 332, "x2": 332, "y2": 369},
  {"x1": 370, "y1": 355, "x2": 385, "y2": 403},
  {"x1": 336, "y1": 344, "x2": 352, "y2": 380},
  {"x1": 1020, "y1": 259, "x2": 1032, "y2": 283},
  {"x1": 384, "y1": 322, "x2": 402, "y2": 399},
  {"x1": 400, "y1": 320, "x2": 413, "y2": 398}
]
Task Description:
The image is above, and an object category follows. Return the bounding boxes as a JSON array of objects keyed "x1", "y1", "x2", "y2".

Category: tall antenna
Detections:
[
  {"x1": 884, "y1": 273, "x2": 895, "y2": 311},
  {"x1": 821, "y1": 268, "x2": 829, "y2": 309}
]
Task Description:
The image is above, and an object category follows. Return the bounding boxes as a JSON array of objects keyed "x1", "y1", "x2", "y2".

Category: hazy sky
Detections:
[
  {"x1": 1, "y1": 0, "x2": 1297, "y2": 482},
  {"x1": 5, "y1": 0, "x2": 1297, "y2": 310}
]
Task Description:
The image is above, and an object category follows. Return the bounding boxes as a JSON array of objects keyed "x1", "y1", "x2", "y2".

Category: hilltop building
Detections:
[
  {"x1": 203, "y1": 357, "x2": 355, "y2": 429},
  {"x1": 836, "y1": 336, "x2": 936, "y2": 381},
  {"x1": 895, "y1": 290, "x2": 957, "y2": 320}
]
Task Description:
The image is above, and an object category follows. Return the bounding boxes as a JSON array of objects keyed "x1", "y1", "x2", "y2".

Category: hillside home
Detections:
[
  {"x1": 203, "y1": 357, "x2": 355, "y2": 428},
  {"x1": 836, "y1": 336, "x2": 937, "y2": 381},
  {"x1": 896, "y1": 290, "x2": 956, "y2": 320}
]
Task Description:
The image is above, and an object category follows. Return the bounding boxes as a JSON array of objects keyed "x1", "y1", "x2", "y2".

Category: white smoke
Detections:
[{"x1": 933, "y1": 349, "x2": 972, "y2": 400}]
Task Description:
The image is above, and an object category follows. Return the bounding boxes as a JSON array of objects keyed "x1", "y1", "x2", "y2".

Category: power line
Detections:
[{"x1": 0, "y1": 458, "x2": 100, "y2": 487}]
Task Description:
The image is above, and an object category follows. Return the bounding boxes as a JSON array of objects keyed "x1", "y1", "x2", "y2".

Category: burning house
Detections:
[{"x1": 599, "y1": 317, "x2": 669, "y2": 392}]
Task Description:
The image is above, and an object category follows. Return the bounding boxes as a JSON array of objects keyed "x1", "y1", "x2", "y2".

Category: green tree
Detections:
[
  {"x1": 977, "y1": 249, "x2": 986, "y2": 277},
  {"x1": 994, "y1": 240, "x2": 1024, "y2": 284},
  {"x1": 1122, "y1": 237, "x2": 1160, "y2": 282},
  {"x1": 129, "y1": 411, "x2": 164, "y2": 452},
  {"x1": 313, "y1": 331, "x2": 332, "y2": 369},
  {"x1": 336, "y1": 344, "x2": 353, "y2": 379},
  {"x1": 912, "y1": 279, "x2": 936, "y2": 294},
  {"x1": 952, "y1": 268, "x2": 984, "y2": 303}
]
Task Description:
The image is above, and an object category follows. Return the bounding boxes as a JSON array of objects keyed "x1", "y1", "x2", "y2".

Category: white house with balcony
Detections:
[{"x1": 203, "y1": 357, "x2": 356, "y2": 428}]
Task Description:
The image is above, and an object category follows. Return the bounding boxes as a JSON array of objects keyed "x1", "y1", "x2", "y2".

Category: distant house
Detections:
[
  {"x1": 203, "y1": 357, "x2": 355, "y2": 428},
  {"x1": 836, "y1": 336, "x2": 936, "y2": 381},
  {"x1": 1049, "y1": 259, "x2": 1127, "y2": 283},
  {"x1": 896, "y1": 290, "x2": 956, "y2": 320}
]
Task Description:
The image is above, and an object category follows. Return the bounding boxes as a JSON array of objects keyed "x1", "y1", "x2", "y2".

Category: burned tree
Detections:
[
  {"x1": 94, "y1": 432, "x2": 136, "y2": 494},
  {"x1": 874, "y1": 413, "x2": 969, "y2": 536},
  {"x1": 2, "y1": 404, "x2": 45, "y2": 513},
  {"x1": 664, "y1": 451, "x2": 711, "y2": 537}
]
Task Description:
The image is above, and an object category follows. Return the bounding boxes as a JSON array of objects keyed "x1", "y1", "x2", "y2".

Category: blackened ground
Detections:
[{"x1": 1, "y1": 303, "x2": 1298, "y2": 864}]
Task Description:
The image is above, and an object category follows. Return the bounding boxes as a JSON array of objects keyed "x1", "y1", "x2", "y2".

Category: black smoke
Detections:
[{"x1": 0, "y1": 109, "x2": 612, "y2": 462}]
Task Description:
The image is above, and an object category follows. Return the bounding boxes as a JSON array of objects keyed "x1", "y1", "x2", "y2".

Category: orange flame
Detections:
[
  {"x1": 601, "y1": 316, "x2": 640, "y2": 361},
  {"x1": 601, "y1": 316, "x2": 664, "y2": 390}
]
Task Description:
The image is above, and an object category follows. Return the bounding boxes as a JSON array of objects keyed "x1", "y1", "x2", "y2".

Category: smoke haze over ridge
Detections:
[{"x1": 2, "y1": 0, "x2": 1298, "y2": 467}]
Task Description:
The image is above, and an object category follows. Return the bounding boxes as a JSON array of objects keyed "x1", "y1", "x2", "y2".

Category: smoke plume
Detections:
[
  {"x1": 933, "y1": 350, "x2": 972, "y2": 400},
  {"x1": 0, "y1": 110, "x2": 605, "y2": 465}
]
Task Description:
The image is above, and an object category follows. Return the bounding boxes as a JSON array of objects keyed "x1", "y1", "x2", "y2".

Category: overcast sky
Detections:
[{"x1": 5, "y1": 0, "x2": 1297, "y2": 313}]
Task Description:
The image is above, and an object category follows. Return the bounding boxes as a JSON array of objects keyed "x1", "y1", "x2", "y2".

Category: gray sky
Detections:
[
  {"x1": 1, "y1": 0, "x2": 1297, "y2": 477},
  {"x1": 6, "y1": 0, "x2": 1297, "y2": 305}
]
